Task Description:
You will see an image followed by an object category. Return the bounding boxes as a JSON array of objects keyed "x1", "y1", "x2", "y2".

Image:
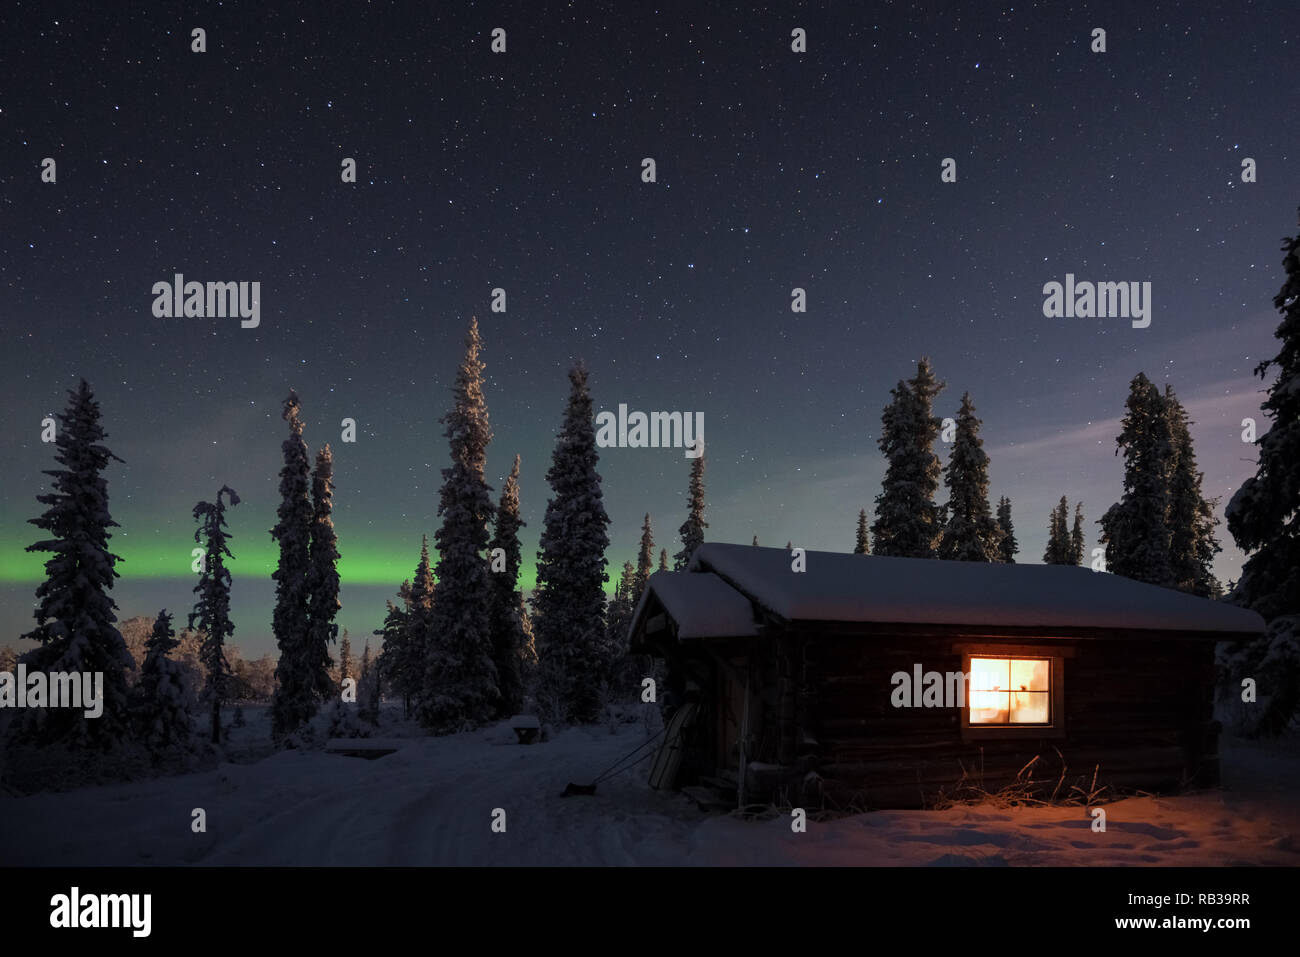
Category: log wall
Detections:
[{"x1": 748, "y1": 632, "x2": 1219, "y2": 809}]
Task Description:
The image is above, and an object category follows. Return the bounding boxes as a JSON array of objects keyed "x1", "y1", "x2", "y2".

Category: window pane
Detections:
[
  {"x1": 1010, "y1": 658, "x2": 1050, "y2": 692},
  {"x1": 967, "y1": 657, "x2": 1053, "y2": 727},
  {"x1": 970, "y1": 690, "x2": 1008, "y2": 724},
  {"x1": 1010, "y1": 691, "x2": 1050, "y2": 724},
  {"x1": 969, "y1": 657, "x2": 1008, "y2": 692}
]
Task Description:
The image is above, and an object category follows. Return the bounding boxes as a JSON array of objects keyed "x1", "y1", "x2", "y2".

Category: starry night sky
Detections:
[{"x1": 2, "y1": 0, "x2": 1298, "y2": 657}]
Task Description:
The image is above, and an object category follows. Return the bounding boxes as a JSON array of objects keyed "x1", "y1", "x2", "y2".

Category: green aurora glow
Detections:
[{"x1": 1, "y1": 522, "x2": 542, "y2": 591}]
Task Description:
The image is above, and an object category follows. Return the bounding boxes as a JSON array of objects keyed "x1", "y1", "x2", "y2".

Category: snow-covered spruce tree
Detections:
[
  {"x1": 133, "y1": 609, "x2": 197, "y2": 755},
  {"x1": 305, "y1": 444, "x2": 341, "y2": 706},
  {"x1": 488, "y1": 455, "x2": 528, "y2": 718},
  {"x1": 1224, "y1": 209, "x2": 1300, "y2": 735},
  {"x1": 1098, "y1": 373, "x2": 1176, "y2": 587},
  {"x1": 372, "y1": 638, "x2": 385, "y2": 716},
  {"x1": 1043, "y1": 496, "x2": 1071, "y2": 564},
  {"x1": 1068, "y1": 503, "x2": 1086, "y2": 566},
  {"x1": 674, "y1": 450, "x2": 708, "y2": 569},
  {"x1": 659, "y1": 548, "x2": 669, "y2": 572},
  {"x1": 854, "y1": 508, "x2": 870, "y2": 555},
  {"x1": 633, "y1": 513, "x2": 655, "y2": 605},
  {"x1": 358, "y1": 638, "x2": 380, "y2": 724},
  {"x1": 396, "y1": 541, "x2": 437, "y2": 714},
  {"x1": 1043, "y1": 502, "x2": 1058, "y2": 563},
  {"x1": 996, "y1": 496, "x2": 1018, "y2": 562},
  {"x1": 622, "y1": 516, "x2": 657, "y2": 698},
  {"x1": 20, "y1": 379, "x2": 134, "y2": 749},
  {"x1": 375, "y1": 589, "x2": 412, "y2": 715},
  {"x1": 1164, "y1": 387, "x2": 1222, "y2": 597},
  {"x1": 532, "y1": 362, "x2": 612, "y2": 725},
  {"x1": 338, "y1": 631, "x2": 354, "y2": 690},
  {"x1": 270, "y1": 390, "x2": 315, "y2": 741},
  {"x1": 938, "y1": 392, "x2": 1003, "y2": 562},
  {"x1": 190, "y1": 485, "x2": 240, "y2": 745},
  {"x1": 603, "y1": 559, "x2": 641, "y2": 693},
  {"x1": 872, "y1": 359, "x2": 945, "y2": 558},
  {"x1": 167, "y1": 626, "x2": 206, "y2": 703},
  {"x1": 516, "y1": 593, "x2": 539, "y2": 690},
  {"x1": 421, "y1": 318, "x2": 499, "y2": 732},
  {"x1": 604, "y1": 561, "x2": 636, "y2": 656}
]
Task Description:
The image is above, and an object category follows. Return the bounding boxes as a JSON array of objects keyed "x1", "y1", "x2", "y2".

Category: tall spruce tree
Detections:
[
  {"x1": 533, "y1": 362, "x2": 612, "y2": 725},
  {"x1": 872, "y1": 358, "x2": 945, "y2": 558},
  {"x1": 1098, "y1": 373, "x2": 1176, "y2": 586},
  {"x1": 633, "y1": 514, "x2": 655, "y2": 605},
  {"x1": 488, "y1": 454, "x2": 528, "y2": 718},
  {"x1": 357, "y1": 638, "x2": 379, "y2": 723},
  {"x1": 338, "y1": 631, "x2": 354, "y2": 688},
  {"x1": 401, "y1": 541, "x2": 436, "y2": 714},
  {"x1": 133, "y1": 609, "x2": 196, "y2": 753},
  {"x1": 422, "y1": 318, "x2": 499, "y2": 731},
  {"x1": 1224, "y1": 208, "x2": 1300, "y2": 734},
  {"x1": 270, "y1": 390, "x2": 315, "y2": 740},
  {"x1": 1044, "y1": 500, "x2": 1060, "y2": 563},
  {"x1": 1164, "y1": 387, "x2": 1222, "y2": 597},
  {"x1": 996, "y1": 496, "x2": 1018, "y2": 563},
  {"x1": 604, "y1": 561, "x2": 636, "y2": 661},
  {"x1": 674, "y1": 451, "x2": 708, "y2": 569},
  {"x1": 190, "y1": 485, "x2": 239, "y2": 744},
  {"x1": 305, "y1": 444, "x2": 340, "y2": 705},
  {"x1": 938, "y1": 392, "x2": 1003, "y2": 562},
  {"x1": 854, "y1": 509, "x2": 870, "y2": 555},
  {"x1": 21, "y1": 379, "x2": 134, "y2": 748},
  {"x1": 659, "y1": 548, "x2": 669, "y2": 572},
  {"x1": 515, "y1": 593, "x2": 539, "y2": 692},
  {"x1": 375, "y1": 581, "x2": 414, "y2": 716},
  {"x1": 1044, "y1": 496, "x2": 1072, "y2": 564},
  {"x1": 1068, "y1": 502, "x2": 1086, "y2": 566},
  {"x1": 620, "y1": 560, "x2": 636, "y2": 604}
]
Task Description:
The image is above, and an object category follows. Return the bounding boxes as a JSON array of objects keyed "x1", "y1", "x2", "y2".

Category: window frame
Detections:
[{"x1": 956, "y1": 645, "x2": 1068, "y2": 741}]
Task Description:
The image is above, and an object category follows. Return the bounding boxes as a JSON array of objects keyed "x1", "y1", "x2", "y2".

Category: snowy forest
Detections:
[{"x1": 2, "y1": 210, "x2": 1299, "y2": 809}]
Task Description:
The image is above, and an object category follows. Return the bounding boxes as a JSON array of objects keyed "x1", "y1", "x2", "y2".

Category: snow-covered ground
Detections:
[{"x1": 2, "y1": 705, "x2": 1297, "y2": 866}]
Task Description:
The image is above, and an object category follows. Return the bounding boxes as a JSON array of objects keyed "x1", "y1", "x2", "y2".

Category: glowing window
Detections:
[{"x1": 969, "y1": 656, "x2": 1051, "y2": 725}]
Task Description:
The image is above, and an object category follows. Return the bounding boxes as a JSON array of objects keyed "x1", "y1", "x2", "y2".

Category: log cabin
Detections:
[{"x1": 628, "y1": 543, "x2": 1266, "y2": 809}]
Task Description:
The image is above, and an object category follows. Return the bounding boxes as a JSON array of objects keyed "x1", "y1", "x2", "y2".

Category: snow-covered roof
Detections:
[
  {"x1": 644, "y1": 543, "x2": 1266, "y2": 637},
  {"x1": 634, "y1": 570, "x2": 760, "y2": 639}
]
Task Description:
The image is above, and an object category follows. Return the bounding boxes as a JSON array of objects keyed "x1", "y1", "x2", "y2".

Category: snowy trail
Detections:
[
  {"x1": 0, "y1": 723, "x2": 682, "y2": 866},
  {"x1": 3, "y1": 718, "x2": 1298, "y2": 866}
]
